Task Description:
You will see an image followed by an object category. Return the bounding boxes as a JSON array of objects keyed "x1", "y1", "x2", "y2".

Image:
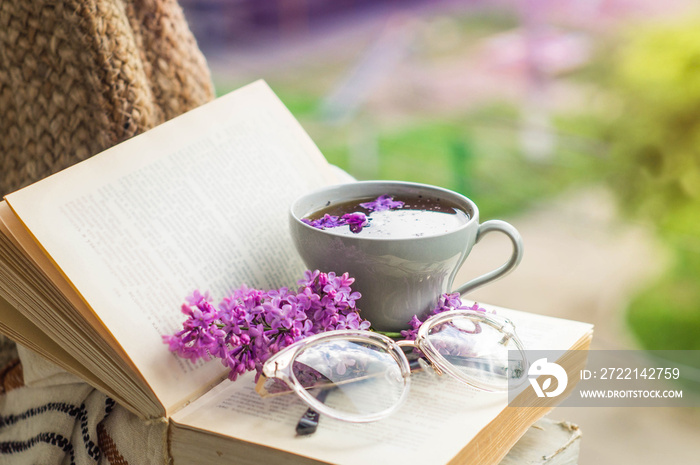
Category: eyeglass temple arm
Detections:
[{"x1": 296, "y1": 388, "x2": 333, "y2": 436}]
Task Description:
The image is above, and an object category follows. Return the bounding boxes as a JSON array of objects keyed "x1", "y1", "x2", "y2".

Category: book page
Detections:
[
  {"x1": 492, "y1": 306, "x2": 595, "y2": 351},
  {"x1": 174, "y1": 371, "x2": 499, "y2": 465},
  {"x1": 0, "y1": 202, "x2": 161, "y2": 415},
  {"x1": 0, "y1": 294, "x2": 112, "y2": 395},
  {"x1": 5, "y1": 81, "x2": 337, "y2": 415},
  {"x1": 171, "y1": 305, "x2": 593, "y2": 465},
  {"x1": 0, "y1": 202, "x2": 124, "y2": 354}
]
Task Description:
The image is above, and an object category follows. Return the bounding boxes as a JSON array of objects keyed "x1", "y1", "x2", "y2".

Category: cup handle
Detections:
[{"x1": 454, "y1": 220, "x2": 523, "y2": 295}]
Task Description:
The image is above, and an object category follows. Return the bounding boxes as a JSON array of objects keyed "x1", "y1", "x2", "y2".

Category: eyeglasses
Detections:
[{"x1": 258, "y1": 309, "x2": 528, "y2": 423}]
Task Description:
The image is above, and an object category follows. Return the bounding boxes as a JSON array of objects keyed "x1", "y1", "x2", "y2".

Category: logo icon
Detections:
[{"x1": 528, "y1": 358, "x2": 568, "y2": 398}]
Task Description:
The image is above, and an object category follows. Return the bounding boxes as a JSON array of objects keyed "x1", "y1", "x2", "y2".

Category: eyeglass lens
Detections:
[
  {"x1": 291, "y1": 338, "x2": 407, "y2": 419},
  {"x1": 423, "y1": 314, "x2": 527, "y2": 391}
]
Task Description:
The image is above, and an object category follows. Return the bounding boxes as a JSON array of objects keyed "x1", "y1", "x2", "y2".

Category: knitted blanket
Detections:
[{"x1": 0, "y1": 2, "x2": 211, "y2": 458}]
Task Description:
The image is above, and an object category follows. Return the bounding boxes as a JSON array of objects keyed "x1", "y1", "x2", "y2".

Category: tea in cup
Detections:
[{"x1": 289, "y1": 181, "x2": 523, "y2": 331}]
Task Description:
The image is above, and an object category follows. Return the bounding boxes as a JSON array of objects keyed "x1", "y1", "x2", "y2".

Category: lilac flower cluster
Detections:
[
  {"x1": 302, "y1": 194, "x2": 405, "y2": 233},
  {"x1": 163, "y1": 270, "x2": 370, "y2": 381},
  {"x1": 302, "y1": 212, "x2": 369, "y2": 233},
  {"x1": 400, "y1": 292, "x2": 489, "y2": 340}
]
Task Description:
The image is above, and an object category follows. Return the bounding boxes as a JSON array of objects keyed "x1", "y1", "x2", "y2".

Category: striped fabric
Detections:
[{"x1": 0, "y1": 342, "x2": 167, "y2": 465}]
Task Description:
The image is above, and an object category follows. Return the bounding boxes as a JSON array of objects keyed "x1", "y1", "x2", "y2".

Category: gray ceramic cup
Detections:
[{"x1": 289, "y1": 181, "x2": 523, "y2": 332}]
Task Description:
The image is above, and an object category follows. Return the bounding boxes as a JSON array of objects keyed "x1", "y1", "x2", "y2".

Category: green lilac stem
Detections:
[{"x1": 373, "y1": 330, "x2": 403, "y2": 339}]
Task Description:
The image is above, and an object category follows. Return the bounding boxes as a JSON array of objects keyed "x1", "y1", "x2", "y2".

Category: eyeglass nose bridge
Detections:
[
  {"x1": 395, "y1": 339, "x2": 444, "y2": 376},
  {"x1": 395, "y1": 339, "x2": 416, "y2": 350}
]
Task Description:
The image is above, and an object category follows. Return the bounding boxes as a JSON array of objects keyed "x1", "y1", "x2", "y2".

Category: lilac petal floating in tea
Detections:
[
  {"x1": 302, "y1": 195, "x2": 403, "y2": 233},
  {"x1": 301, "y1": 214, "x2": 345, "y2": 229},
  {"x1": 341, "y1": 212, "x2": 368, "y2": 233},
  {"x1": 359, "y1": 194, "x2": 405, "y2": 212}
]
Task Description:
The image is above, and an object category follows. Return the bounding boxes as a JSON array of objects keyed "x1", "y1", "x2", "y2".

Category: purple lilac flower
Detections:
[
  {"x1": 297, "y1": 269, "x2": 320, "y2": 287},
  {"x1": 301, "y1": 214, "x2": 345, "y2": 229},
  {"x1": 302, "y1": 212, "x2": 368, "y2": 233},
  {"x1": 341, "y1": 212, "x2": 368, "y2": 233},
  {"x1": 360, "y1": 194, "x2": 405, "y2": 212},
  {"x1": 164, "y1": 270, "x2": 370, "y2": 382},
  {"x1": 400, "y1": 292, "x2": 489, "y2": 340},
  {"x1": 302, "y1": 194, "x2": 402, "y2": 233}
]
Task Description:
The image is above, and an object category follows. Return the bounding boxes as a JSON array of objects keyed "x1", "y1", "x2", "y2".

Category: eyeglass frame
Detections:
[{"x1": 259, "y1": 309, "x2": 528, "y2": 423}]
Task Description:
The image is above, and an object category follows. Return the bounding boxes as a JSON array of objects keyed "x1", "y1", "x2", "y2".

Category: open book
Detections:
[{"x1": 0, "y1": 80, "x2": 593, "y2": 464}]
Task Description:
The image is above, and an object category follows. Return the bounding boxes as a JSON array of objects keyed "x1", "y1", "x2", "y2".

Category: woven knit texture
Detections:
[{"x1": 0, "y1": 0, "x2": 215, "y2": 197}]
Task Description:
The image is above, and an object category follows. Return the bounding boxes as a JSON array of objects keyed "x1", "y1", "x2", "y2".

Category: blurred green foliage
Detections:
[
  {"x1": 604, "y1": 20, "x2": 700, "y2": 350},
  {"x1": 217, "y1": 77, "x2": 604, "y2": 224},
  {"x1": 606, "y1": 21, "x2": 700, "y2": 238},
  {"x1": 319, "y1": 109, "x2": 603, "y2": 220},
  {"x1": 627, "y1": 265, "x2": 700, "y2": 351}
]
